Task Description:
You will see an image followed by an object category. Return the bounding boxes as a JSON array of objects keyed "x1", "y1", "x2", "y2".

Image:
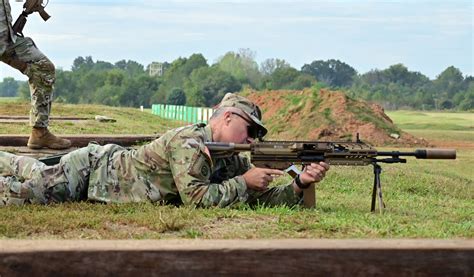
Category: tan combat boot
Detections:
[{"x1": 27, "y1": 127, "x2": 72, "y2": 150}]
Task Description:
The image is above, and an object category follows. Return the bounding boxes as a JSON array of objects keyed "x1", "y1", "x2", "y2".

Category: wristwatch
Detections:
[{"x1": 294, "y1": 175, "x2": 311, "y2": 189}]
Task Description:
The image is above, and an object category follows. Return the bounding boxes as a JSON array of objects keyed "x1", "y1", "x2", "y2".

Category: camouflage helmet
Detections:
[{"x1": 217, "y1": 93, "x2": 267, "y2": 138}]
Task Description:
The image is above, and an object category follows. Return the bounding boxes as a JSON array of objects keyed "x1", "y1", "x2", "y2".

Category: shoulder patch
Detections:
[{"x1": 189, "y1": 153, "x2": 211, "y2": 180}]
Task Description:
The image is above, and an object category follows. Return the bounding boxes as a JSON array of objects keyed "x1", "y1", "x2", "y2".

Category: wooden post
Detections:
[{"x1": 303, "y1": 183, "x2": 316, "y2": 208}]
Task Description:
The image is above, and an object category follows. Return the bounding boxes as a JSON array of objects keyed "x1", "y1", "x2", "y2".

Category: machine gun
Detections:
[
  {"x1": 12, "y1": 0, "x2": 51, "y2": 36},
  {"x1": 38, "y1": 136, "x2": 456, "y2": 213},
  {"x1": 205, "y1": 136, "x2": 456, "y2": 212}
]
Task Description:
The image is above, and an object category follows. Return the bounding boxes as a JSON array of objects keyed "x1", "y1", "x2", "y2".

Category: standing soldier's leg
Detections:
[{"x1": 0, "y1": 36, "x2": 71, "y2": 149}]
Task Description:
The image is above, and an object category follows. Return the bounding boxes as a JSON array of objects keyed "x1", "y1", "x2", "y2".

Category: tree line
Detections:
[{"x1": 1, "y1": 48, "x2": 472, "y2": 110}]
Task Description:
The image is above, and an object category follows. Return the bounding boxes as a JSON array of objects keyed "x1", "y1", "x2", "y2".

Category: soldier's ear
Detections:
[{"x1": 223, "y1": 111, "x2": 232, "y2": 124}]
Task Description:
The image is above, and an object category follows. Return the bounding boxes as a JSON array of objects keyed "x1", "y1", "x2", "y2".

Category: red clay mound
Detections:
[{"x1": 243, "y1": 88, "x2": 429, "y2": 147}]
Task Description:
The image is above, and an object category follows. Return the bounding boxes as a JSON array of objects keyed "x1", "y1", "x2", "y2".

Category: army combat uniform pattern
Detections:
[
  {"x1": 1, "y1": 0, "x2": 55, "y2": 128},
  {"x1": 0, "y1": 124, "x2": 302, "y2": 207}
]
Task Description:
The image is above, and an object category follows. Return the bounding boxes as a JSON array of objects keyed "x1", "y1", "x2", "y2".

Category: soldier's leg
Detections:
[
  {"x1": 0, "y1": 147, "x2": 92, "y2": 205},
  {"x1": 0, "y1": 176, "x2": 35, "y2": 206},
  {"x1": 0, "y1": 37, "x2": 71, "y2": 150},
  {"x1": 246, "y1": 184, "x2": 302, "y2": 208},
  {"x1": 0, "y1": 151, "x2": 44, "y2": 179},
  {"x1": 50, "y1": 145, "x2": 95, "y2": 203},
  {"x1": 0, "y1": 151, "x2": 50, "y2": 205}
]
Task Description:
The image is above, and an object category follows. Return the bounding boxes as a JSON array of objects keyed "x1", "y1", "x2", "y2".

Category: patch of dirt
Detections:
[{"x1": 245, "y1": 89, "x2": 430, "y2": 147}]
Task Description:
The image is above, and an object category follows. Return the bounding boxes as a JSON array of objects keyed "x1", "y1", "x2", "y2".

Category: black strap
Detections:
[{"x1": 295, "y1": 175, "x2": 311, "y2": 189}]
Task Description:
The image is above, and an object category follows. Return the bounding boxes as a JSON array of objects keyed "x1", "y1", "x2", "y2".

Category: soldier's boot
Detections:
[{"x1": 27, "y1": 127, "x2": 71, "y2": 150}]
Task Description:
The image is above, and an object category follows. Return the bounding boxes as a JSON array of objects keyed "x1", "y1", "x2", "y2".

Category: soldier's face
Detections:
[{"x1": 221, "y1": 111, "x2": 255, "y2": 144}]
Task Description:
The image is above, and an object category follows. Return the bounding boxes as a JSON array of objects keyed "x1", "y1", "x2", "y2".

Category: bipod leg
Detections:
[{"x1": 371, "y1": 163, "x2": 385, "y2": 213}]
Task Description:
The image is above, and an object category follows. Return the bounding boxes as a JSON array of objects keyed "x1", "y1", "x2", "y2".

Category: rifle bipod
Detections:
[{"x1": 370, "y1": 163, "x2": 386, "y2": 213}]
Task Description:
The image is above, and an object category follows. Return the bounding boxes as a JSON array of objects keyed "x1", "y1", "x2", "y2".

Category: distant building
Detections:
[{"x1": 148, "y1": 62, "x2": 165, "y2": 77}]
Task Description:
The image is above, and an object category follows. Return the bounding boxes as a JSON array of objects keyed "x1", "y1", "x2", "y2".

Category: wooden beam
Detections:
[
  {"x1": 0, "y1": 134, "x2": 159, "y2": 147},
  {"x1": 0, "y1": 116, "x2": 89, "y2": 120},
  {"x1": 0, "y1": 240, "x2": 472, "y2": 276}
]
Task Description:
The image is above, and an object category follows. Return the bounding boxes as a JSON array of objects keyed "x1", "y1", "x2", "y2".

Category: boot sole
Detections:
[{"x1": 27, "y1": 143, "x2": 44, "y2": 149}]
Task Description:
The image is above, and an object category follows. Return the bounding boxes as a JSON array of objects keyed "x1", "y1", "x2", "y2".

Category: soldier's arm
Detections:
[{"x1": 168, "y1": 140, "x2": 249, "y2": 208}]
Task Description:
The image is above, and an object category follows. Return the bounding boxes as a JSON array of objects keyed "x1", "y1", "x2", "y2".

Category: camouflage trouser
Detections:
[
  {"x1": 0, "y1": 36, "x2": 55, "y2": 128},
  {"x1": 0, "y1": 146, "x2": 93, "y2": 205},
  {"x1": 245, "y1": 185, "x2": 302, "y2": 207}
]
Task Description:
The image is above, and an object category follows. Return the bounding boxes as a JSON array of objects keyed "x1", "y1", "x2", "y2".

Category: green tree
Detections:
[
  {"x1": 185, "y1": 66, "x2": 241, "y2": 107},
  {"x1": 18, "y1": 82, "x2": 30, "y2": 100},
  {"x1": 266, "y1": 67, "x2": 299, "y2": 89},
  {"x1": 154, "y1": 54, "x2": 208, "y2": 104},
  {"x1": 72, "y1": 56, "x2": 94, "y2": 71},
  {"x1": 260, "y1": 58, "x2": 291, "y2": 76},
  {"x1": 288, "y1": 74, "x2": 317, "y2": 90},
  {"x1": 434, "y1": 66, "x2": 464, "y2": 98},
  {"x1": 115, "y1": 60, "x2": 145, "y2": 76},
  {"x1": 167, "y1": 88, "x2": 186, "y2": 105},
  {"x1": 217, "y1": 48, "x2": 261, "y2": 88},
  {"x1": 54, "y1": 69, "x2": 78, "y2": 103},
  {"x1": 301, "y1": 59, "x2": 357, "y2": 87},
  {"x1": 384, "y1": 64, "x2": 430, "y2": 86},
  {"x1": 458, "y1": 80, "x2": 474, "y2": 110},
  {"x1": 0, "y1": 77, "x2": 19, "y2": 97}
]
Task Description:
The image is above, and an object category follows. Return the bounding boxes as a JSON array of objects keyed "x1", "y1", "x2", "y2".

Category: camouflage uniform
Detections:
[
  {"x1": 0, "y1": 124, "x2": 302, "y2": 207},
  {"x1": 0, "y1": 0, "x2": 55, "y2": 128}
]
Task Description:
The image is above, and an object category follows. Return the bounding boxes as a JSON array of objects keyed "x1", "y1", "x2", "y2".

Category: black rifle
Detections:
[{"x1": 12, "y1": 0, "x2": 51, "y2": 36}]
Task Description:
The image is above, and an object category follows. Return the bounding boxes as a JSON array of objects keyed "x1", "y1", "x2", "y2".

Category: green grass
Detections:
[
  {"x1": 386, "y1": 110, "x2": 474, "y2": 131},
  {"x1": 0, "y1": 97, "x2": 22, "y2": 103},
  {"x1": 0, "y1": 103, "x2": 473, "y2": 239},
  {"x1": 386, "y1": 110, "x2": 474, "y2": 146},
  {"x1": 349, "y1": 104, "x2": 401, "y2": 135},
  {"x1": 0, "y1": 102, "x2": 182, "y2": 135},
  {"x1": 1, "y1": 155, "x2": 471, "y2": 239},
  {"x1": 407, "y1": 130, "x2": 474, "y2": 143}
]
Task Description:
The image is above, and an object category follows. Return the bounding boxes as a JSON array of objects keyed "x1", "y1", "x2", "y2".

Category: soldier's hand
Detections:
[
  {"x1": 242, "y1": 168, "x2": 284, "y2": 191},
  {"x1": 299, "y1": 162, "x2": 330, "y2": 186}
]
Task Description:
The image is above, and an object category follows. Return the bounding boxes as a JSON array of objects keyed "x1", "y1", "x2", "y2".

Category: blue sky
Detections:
[{"x1": 1, "y1": 0, "x2": 472, "y2": 80}]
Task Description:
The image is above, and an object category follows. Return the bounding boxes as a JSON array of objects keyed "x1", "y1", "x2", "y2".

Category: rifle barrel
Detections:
[{"x1": 377, "y1": 149, "x2": 456, "y2": 159}]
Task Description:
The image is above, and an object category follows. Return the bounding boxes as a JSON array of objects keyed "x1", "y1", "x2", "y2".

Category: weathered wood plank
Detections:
[
  {"x1": 0, "y1": 116, "x2": 89, "y2": 120},
  {"x1": 0, "y1": 240, "x2": 472, "y2": 276},
  {"x1": 0, "y1": 146, "x2": 77, "y2": 160},
  {"x1": 0, "y1": 134, "x2": 158, "y2": 147}
]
